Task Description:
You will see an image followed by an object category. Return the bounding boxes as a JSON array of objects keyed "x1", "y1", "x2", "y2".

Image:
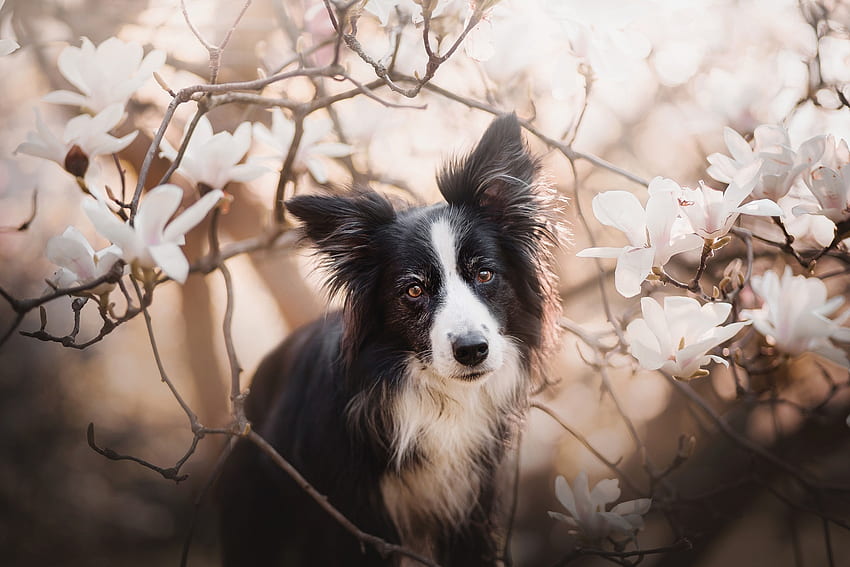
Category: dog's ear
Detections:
[
  {"x1": 285, "y1": 191, "x2": 395, "y2": 297},
  {"x1": 437, "y1": 112, "x2": 538, "y2": 210},
  {"x1": 438, "y1": 113, "x2": 549, "y2": 249}
]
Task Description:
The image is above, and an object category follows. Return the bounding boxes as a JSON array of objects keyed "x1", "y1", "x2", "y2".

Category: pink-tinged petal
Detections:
[
  {"x1": 641, "y1": 296, "x2": 673, "y2": 353},
  {"x1": 89, "y1": 130, "x2": 138, "y2": 156},
  {"x1": 614, "y1": 247, "x2": 654, "y2": 298},
  {"x1": 547, "y1": 511, "x2": 580, "y2": 530},
  {"x1": 572, "y1": 472, "x2": 593, "y2": 522},
  {"x1": 49, "y1": 268, "x2": 78, "y2": 288},
  {"x1": 0, "y1": 38, "x2": 18, "y2": 56},
  {"x1": 706, "y1": 153, "x2": 739, "y2": 183},
  {"x1": 626, "y1": 319, "x2": 666, "y2": 370},
  {"x1": 598, "y1": 511, "x2": 638, "y2": 535},
  {"x1": 555, "y1": 475, "x2": 578, "y2": 518},
  {"x1": 46, "y1": 229, "x2": 95, "y2": 279},
  {"x1": 93, "y1": 246, "x2": 123, "y2": 278},
  {"x1": 590, "y1": 478, "x2": 620, "y2": 508},
  {"x1": 229, "y1": 162, "x2": 269, "y2": 183},
  {"x1": 56, "y1": 38, "x2": 93, "y2": 95},
  {"x1": 161, "y1": 188, "x2": 223, "y2": 242},
  {"x1": 43, "y1": 90, "x2": 88, "y2": 107},
  {"x1": 306, "y1": 158, "x2": 329, "y2": 184},
  {"x1": 230, "y1": 121, "x2": 253, "y2": 161},
  {"x1": 149, "y1": 243, "x2": 189, "y2": 283},
  {"x1": 610, "y1": 498, "x2": 652, "y2": 517},
  {"x1": 735, "y1": 198, "x2": 783, "y2": 218},
  {"x1": 136, "y1": 184, "x2": 184, "y2": 246},
  {"x1": 723, "y1": 126, "x2": 753, "y2": 163},
  {"x1": 591, "y1": 191, "x2": 647, "y2": 247},
  {"x1": 725, "y1": 159, "x2": 762, "y2": 205},
  {"x1": 83, "y1": 198, "x2": 137, "y2": 255},
  {"x1": 576, "y1": 246, "x2": 629, "y2": 259}
]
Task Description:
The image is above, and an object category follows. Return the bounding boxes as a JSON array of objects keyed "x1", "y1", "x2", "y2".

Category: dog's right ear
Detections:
[{"x1": 285, "y1": 191, "x2": 395, "y2": 297}]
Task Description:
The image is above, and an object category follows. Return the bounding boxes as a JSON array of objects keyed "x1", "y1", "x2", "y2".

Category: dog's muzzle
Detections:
[{"x1": 451, "y1": 332, "x2": 489, "y2": 367}]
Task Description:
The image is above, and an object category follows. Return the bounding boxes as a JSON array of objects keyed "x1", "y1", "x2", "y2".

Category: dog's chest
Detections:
[{"x1": 379, "y1": 360, "x2": 523, "y2": 551}]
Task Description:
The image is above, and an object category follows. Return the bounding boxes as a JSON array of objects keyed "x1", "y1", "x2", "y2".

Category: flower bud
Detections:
[{"x1": 64, "y1": 144, "x2": 89, "y2": 177}]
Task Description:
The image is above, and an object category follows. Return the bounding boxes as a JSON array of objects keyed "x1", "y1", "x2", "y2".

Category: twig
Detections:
[
  {"x1": 0, "y1": 188, "x2": 37, "y2": 232},
  {"x1": 246, "y1": 430, "x2": 441, "y2": 567},
  {"x1": 531, "y1": 402, "x2": 642, "y2": 495}
]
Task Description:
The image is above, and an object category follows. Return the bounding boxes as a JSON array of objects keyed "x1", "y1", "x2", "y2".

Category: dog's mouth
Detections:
[{"x1": 452, "y1": 369, "x2": 491, "y2": 382}]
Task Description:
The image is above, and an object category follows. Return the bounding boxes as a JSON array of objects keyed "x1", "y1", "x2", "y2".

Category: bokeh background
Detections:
[{"x1": 0, "y1": 0, "x2": 849, "y2": 565}]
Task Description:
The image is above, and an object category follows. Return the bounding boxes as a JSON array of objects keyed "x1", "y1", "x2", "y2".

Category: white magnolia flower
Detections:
[
  {"x1": 548, "y1": 472, "x2": 651, "y2": 541},
  {"x1": 676, "y1": 171, "x2": 783, "y2": 240},
  {"x1": 159, "y1": 116, "x2": 267, "y2": 191},
  {"x1": 253, "y1": 110, "x2": 353, "y2": 184},
  {"x1": 15, "y1": 104, "x2": 137, "y2": 178},
  {"x1": 576, "y1": 179, "x2": 703, "y2": 298},
  {"x1": 798, "y1": 134, "x2": 850, "y2": 224},
  {"x1": 43, "y1": 36, "x2": 165, "y2": 114},
  {"x1": 83, "y1": 185, "x2": 223, "y2": 284},
  {"x1": 741, "y1": 267, "x2": 850, "y2": 367},
  {"x1": 625, "y1": 296, "x2": 749, "y2": 380},
  {"x1": 707, "y1": 126, "x2": 826, "y2": 202},
  {"x1": 46, "y1": 226, "x2": 123, "y2": 295},
  {"x1": 0, "y1": 0, "x2": 19, "y2": 56}
]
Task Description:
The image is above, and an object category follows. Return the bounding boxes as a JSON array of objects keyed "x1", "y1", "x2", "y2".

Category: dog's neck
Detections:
[{"x1": 379, "y1": 349, "x2": 526, "y2": 556}]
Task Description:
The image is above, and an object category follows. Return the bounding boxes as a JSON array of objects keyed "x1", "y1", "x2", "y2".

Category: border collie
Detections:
[{"x1": 218, "y1": 114, "x2": 562, "y2": 566}]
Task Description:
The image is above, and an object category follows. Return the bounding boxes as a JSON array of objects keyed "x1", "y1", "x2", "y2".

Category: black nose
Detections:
[{"x1": 452, "y1": 333, "x2": 489, "y2": 367}]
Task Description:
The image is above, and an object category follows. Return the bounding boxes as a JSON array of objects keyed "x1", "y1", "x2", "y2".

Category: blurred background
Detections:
[{"x1": 0, "y1": 0, "x2": 849, "y2": 565}]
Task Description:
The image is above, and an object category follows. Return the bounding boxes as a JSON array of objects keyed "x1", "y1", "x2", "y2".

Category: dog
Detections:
[{"x1": 217, "y1": 113, "x2": 562, "y2": 566}]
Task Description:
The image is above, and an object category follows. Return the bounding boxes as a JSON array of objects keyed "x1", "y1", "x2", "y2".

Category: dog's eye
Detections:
[
  {"x1": 476, "y1": 269, "x2": 494, "y2": 283},
  {"x1": 406, "y1": 284, "x2": 424, "y2": 298}
]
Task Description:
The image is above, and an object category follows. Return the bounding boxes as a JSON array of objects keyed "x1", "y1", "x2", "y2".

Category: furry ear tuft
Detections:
[
  {"x1": 285, "y1": 191, "x2": 395, "y2": 298},
  {"x1": 437, "y1": 113, "x2": 538, "y2": 208}
]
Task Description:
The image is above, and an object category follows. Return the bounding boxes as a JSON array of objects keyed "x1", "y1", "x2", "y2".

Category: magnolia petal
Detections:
[
  {"x1": 0, "y1": 37, "x2": 18, "y2": 56},
  {"x1": 610, "y1": 498, "x2": 652, "y2": 517},
  {"x1": 735, "y1": 198, "x2": 783, "y2": 218},
  {"x1": 136, "y1": 184, "x2": 184, "y2": 245},
  {"x1": 706, "y1": 153, "x2": 738, "y2": 183},
  {"x1": 83, "y1": 198, "x2": 137, "y2": 255},
  {"x1": 591, "y1": 191, "x2": 647, "y2": 247},
  {"x1": 723, "y1": 126, "x2": 753, "y2": 163},
  {"x1": 590, "y1": 478, "x2": 621, "y2": 508},
  {"x1": 306, "y1": 158, "x2": 329, "y2": 184},
  {"x1": 572, "y1": 472, "x2": 593, "y2": 523},
  {"x1": 162, "y1": 188, "x2": 224, "y2": 242},
  {"x1": 547, "y1": 511, "x2": 580, "y2": 529},
  {"x1": 625, "y1": 319, "x2": 666, "y2": 370},
  {"x1": 554, "y1": 475, "x2": 578, "y2": 518},
  {"x1": 313, "y1": 142, "x2": 354, "y2": 158},
  {"x1": 598, "y1": 511, "x2": 637, "y2": 535},
  {"x1": 50, "y1": 267, "x2": 78, "y2": 288},
  {"x1": 46, "y1": 230, "x2": 95, "y2": 279},
  {"x1": 613, "y1": 247, "x2": 654, "y2": 298},
  {"x1": 43, "y1": 90, "x2": 90, "y2": 107},
  {"x1": 149, "y1": 242, "x2": 189, "y2": 283},
  {"x1": 229, "y1": 162, "x2": 269, "y2": 183},
  {"x1": 812, "y1": 343, "x2": 850, "y2": 367},
  {"x1": 576, "y1": 246, "x2": 628, "y2": 259}
]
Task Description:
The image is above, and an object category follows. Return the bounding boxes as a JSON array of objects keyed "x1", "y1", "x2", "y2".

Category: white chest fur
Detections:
[{"x1": 380, "y1": 350, "x2": 524, "y2": 551}]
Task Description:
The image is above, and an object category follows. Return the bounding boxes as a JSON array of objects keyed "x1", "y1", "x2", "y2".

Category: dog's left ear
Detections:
[{"x1": 437, "y1": 113, "x2": 540, "y2": 224}]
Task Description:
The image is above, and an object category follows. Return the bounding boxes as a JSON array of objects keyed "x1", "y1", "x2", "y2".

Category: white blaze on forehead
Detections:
[
  {"x1": 430, "y1": 217, "x2": 458, "y2": 275},
  {"x1": 428, "y1": 217, "x2": 504, "y2": 377}
]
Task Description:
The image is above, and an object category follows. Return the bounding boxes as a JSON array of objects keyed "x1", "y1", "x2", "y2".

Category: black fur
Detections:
[{"x1": 217, "y1": 114, "x2": 561, "y2": 566}]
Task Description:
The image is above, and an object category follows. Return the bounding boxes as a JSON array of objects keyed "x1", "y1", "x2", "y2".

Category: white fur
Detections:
[
  {"x1": 381, "y1": 349, "x2": 523, "y2": 552},
  {"x1": 380, "y1": 216, "x2": 525, "y2": 554},
  {"x1": 428, "y1": 218, "x2": 506, "y2": 378}
]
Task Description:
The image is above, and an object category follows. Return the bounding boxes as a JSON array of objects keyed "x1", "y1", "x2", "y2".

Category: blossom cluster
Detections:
[
  {"x1": 579, "y1": 123, "x2": 850, "y2": 377},
  {"x1": 12, "y1": 37, "x2": 353, "y2": 291}
]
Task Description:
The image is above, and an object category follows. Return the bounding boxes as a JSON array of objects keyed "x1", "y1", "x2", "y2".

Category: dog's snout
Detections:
[{"x1": 452, "y1": 333, "x2": 489, "y2": 367}]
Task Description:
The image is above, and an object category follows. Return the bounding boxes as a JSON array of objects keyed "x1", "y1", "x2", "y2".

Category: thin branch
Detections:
[
  {"x1": 531, "y1": 402, "x2": 642, "y2": 495},
  {"x1": 247, "y1": 430, "x2": 441, "y2": 567}
]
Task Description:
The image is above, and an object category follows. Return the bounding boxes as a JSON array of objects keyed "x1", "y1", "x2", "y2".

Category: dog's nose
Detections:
[{"x1": 452, "y1": 332, "x2": 489, "y2": 367}]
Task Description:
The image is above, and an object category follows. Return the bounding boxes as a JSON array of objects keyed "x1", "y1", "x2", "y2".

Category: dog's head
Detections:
[{"x1": 286, "y1": 113, "x2": 560, "y2": 385}]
